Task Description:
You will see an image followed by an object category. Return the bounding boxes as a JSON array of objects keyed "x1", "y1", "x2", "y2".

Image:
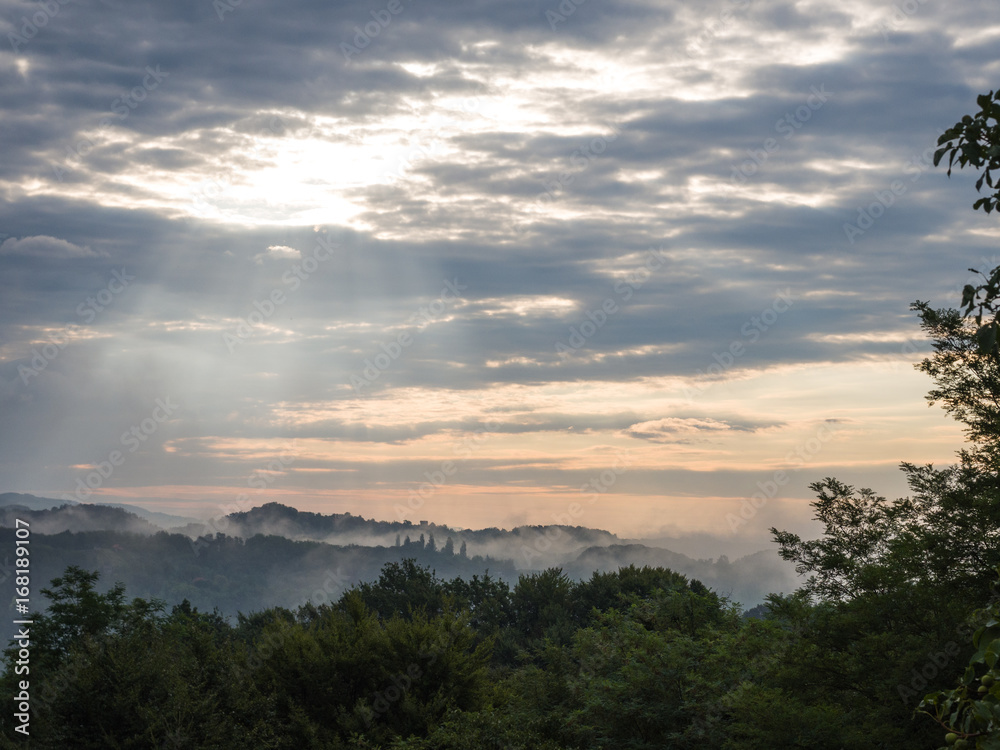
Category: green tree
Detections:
[
  {"x1": 249, "y1": 594, "x2": 491, "y2": 747},
  {"x1": 511, "y1": 568, "x2": 574, "y2": 647},
  {"x1": 935, "y1": 90, "x2": 1000, "y2": 214},
  {"x1": 23, "y1": 566, "x2": 131, "y2": 669},
  {"x1": 910, "y1": 87, "x2": 1000, "y2": 749},
  {"x1": 917, "y1": 573, "x2": 1000, "y2": 749},
  {"x1": 0, "y1": 568, "x2": 277, "y2": 748},
  {"x1": 756, "y1": 89, "x2": 1000, "y2": 747},
  {"x1": 353, "y1": 559, "x2": 447, "y2": 620},
  {"x1": 442, "y1": 573, "x2": 513, "y2": 634},
  {"x1": 934, "y1": 89, "x2": 1000, "y2": 356},
  {"x1": 570, "y1": 565, "x2": 718, "y2": 633}
]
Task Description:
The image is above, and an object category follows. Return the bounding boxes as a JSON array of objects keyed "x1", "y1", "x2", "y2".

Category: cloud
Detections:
[
  {"x1": 0, "y1": 0, "x2": 987, "y2": 536},
  {"x1": 0, "y1": 235, "x2": 103, "y2": 259},
  {"x1": 624, "y1": 417, "x2": 752, "y2": 444},
  {"x1": 255, "y1": 245, "x2": 302, "y2": 263}
]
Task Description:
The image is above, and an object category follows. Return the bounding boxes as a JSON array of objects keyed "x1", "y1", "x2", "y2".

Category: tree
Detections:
[
  {"x1": 760, "y1": 89, "x2": 1000, "y2": 748},
  {"x1": 20, "y1": 566, "x2": 131, "y2": 668},
  {"x1": 511, "y1": 569, "x2": 574, "y2": 646},
  {"x1": 934, "y1": 89, "x2": 1000, "y2": 356},
  {"x1": 352, "y1": 560, "x2": 447, "y2": 620},
  {"x1": 759, "y1": 89, "x2": 1000, "y2": 737},
  {"x1": 918, "y1": 575, "x2": 1000, "y2": 749},
  {"x1": 570, "y1": 565, "x2": 693, "y2": 625},
  {"x1": 778, "y1": 95, "x2": 1000, "y2": 580},
  {"x1": 0, "y1": 567, "x2": 277, "y2": 748},
  {"x1": 898, "y1": 90, "x2": 1000, "y2": 749},
  {"x1": 771, "y1": 473, "x2": 999, "y2": 604},
  {"x1": 910, "y1": 303, "x2": 1000, "y2": 472},
  {"x1": 564, "y1": 608, "x2": 706, "y2": 748},
  {"x1": 935, "y1": 90, "x2": 1000, "y2": 214},
  {"x1": 442, "y1": 573, "x2": 513, "y2": 635},
  {"x1": 249, "y1": 590, "x2": 491, "y2": 746}
]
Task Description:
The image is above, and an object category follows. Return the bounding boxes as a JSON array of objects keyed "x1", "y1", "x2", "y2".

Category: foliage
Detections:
[
  {"x1": 912, "y1": 301, "x2": 1000, "y2": 472},
  {"x1": 919, "y1": 580, "x2": 1000, "y2": 750},
  {"x1": 0, "y1": 561, "x2": 743, "y2": 748},
  {"x1": 935, "y1": 90, "x2": 1000, "y2": 214},
  {"x1": 934, "y1": 90, "x2": 1000, "y2": 355}
]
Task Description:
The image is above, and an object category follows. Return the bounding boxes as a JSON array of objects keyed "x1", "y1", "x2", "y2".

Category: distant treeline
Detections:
[
  {"x1": 0, "y1": 500, "x2": 802, "y2": 618},
  {"x1": 0, "y1": 525, "x2": 516, "y2": 646}
]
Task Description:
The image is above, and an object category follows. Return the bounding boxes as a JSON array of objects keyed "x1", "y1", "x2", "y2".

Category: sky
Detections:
[{"x1": 0, "y1": 0, "x2": 997, "y2": 551}]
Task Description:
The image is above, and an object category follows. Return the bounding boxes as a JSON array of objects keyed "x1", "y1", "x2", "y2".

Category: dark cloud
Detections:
[{"x1": 0, "y1": 234, "x2": 103, "y2": 258}]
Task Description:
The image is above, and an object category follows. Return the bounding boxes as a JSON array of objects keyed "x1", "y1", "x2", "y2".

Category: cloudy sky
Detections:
[{"x1": 0, "y1": 0, "x2": 996, "y2": 548}]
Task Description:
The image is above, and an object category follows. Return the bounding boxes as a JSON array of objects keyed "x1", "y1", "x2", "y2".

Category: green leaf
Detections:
[
  {"x1": 973, "y1": 702, "x2": 994, "y2": 727},
  {"x1": 976, "y1": 624, "x2": 1000, "y2": 654}
]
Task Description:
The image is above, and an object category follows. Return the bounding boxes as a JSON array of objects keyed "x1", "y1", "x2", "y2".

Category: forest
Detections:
[{"x1": 4, "y1": 95, "x2": 1000, "y2": 750}]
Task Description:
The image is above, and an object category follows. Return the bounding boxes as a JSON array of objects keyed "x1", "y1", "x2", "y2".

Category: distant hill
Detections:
[
  {"x1": 563, "y1": 544, "x2": 801, "y2": 608},
  {"x1": 0, "y1": 497, "x2": 801, "y2": 618},
  {"x1": 98, "y1": 503, "x2": 199, "y2": 529},
  {"x1": 621, "y1": 532, "x2": 779, "y2": 562},
  {"x1": 0, "y1": 524, "x2": 519, "y2": 645},
  {"x1": 180, "y1": 501, "x2": 621, "y2": 567},
  {"x1": 0, "y1": 492, "x2": 71, "y2": 511},
  {"x1": 0, "y1": 493, "x2": 199, "y2": 528},
  {"x1": 0, "y1": 503, "x2": 160, "y2": 536},
  {"x1": 177, "y1": 501, "x2": 422, "y2": 545}
]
